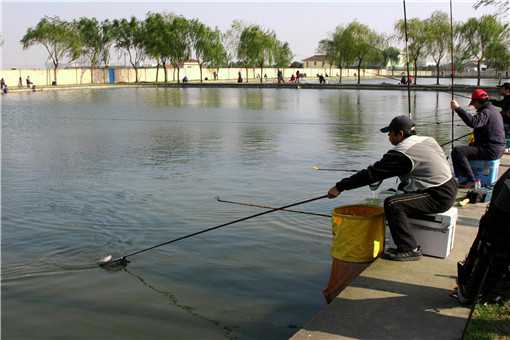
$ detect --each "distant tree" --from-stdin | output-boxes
[382,47,400,76]
[273,41,293,68]
[344,21,383,84]
[222,20,246,66]
[486,41,510,85]
[75,18,114,83]
[238,25,275,83]
[21,16,81,85]
[318,25,355,83]
[395,18,427,84]
[112,17,146,83]
[167,16,191,84]
[189,20,226,83]
[457,15,508,86]
[424,11,451,85]
[144,12,173,83]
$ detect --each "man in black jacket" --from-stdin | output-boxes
[327,115,457,261]
[451,89,506,188]
[491,82,510,132]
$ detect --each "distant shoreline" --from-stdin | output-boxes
[4,81,502,94]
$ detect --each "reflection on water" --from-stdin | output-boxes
[2,87,472,339]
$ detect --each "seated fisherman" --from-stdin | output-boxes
[490,82,510,133]
[451,89,506,188]
[455,167,510,304]
[327,115,457,261]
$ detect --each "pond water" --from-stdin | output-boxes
[2,87,474,339]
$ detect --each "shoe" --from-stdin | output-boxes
[382,247,422,261]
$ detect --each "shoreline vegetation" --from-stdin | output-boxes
[13,10,510,89]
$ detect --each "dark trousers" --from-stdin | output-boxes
[451,145,493,182]
[383,178,457,251]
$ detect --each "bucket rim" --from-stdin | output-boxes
[332,204,384,218]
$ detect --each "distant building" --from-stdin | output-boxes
[303,55,332,68]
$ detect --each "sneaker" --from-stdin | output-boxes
[382,247,422,261]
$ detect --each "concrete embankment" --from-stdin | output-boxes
[5,81,501,94]
[290,154,510,340]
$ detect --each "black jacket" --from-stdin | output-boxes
[454,102,506,159]
[491,95,510,124]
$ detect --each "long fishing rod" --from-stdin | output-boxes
[449,0,456,148]
[439,131,471,147]
[403,0,412,118]
[312,166,358,172]
[216,196,331,218]
[312,132,472,172]
[98,194,328,268]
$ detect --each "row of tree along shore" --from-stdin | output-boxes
[20,11,509,87]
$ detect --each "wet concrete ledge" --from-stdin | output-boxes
[290,154,510,340]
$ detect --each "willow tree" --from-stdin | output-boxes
[238,25,276,83]
[75,18,113,83]
[112,17,146,83]
[144,12,173,83]
[457,15,508,86]
[167,16,191,84]
[273,41,293,68]
[189,20,226,83]
[21,16,81,85]
[382,47,400,76]
[486,41,510,84]
[318,25,357,83]
[395,18,427,84]
[424,11,451,85]
[344,21,383,84]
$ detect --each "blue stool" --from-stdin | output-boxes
[458,159,501,187]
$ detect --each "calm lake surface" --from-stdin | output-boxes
[2,87,473,339]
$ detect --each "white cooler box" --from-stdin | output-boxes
[408,207,458,258]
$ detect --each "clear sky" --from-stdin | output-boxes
[0,0,502,69]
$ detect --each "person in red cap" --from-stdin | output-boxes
[451,89,506,188]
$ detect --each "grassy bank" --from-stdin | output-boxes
[465,300,510,340]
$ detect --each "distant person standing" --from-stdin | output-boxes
[18,76,23,87]
[296,70,300,83]
[0,78,5,90]
[400,73,407,85]
[277,69,284,84]
[26,76,33,88]
[237,72,243,83]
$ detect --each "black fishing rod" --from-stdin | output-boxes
[403,0,412,118]
[439,132,471,147]
[312,132,471,172]
[449,0,456,148]
[216,196,331,218]
[98,194,328,268]
[312,166,358,172]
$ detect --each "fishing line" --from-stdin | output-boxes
[98,194,328,268]
[215,196,331,218]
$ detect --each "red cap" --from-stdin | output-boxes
[470,89,488,104]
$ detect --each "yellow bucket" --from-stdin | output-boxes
[330,205,385,262]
